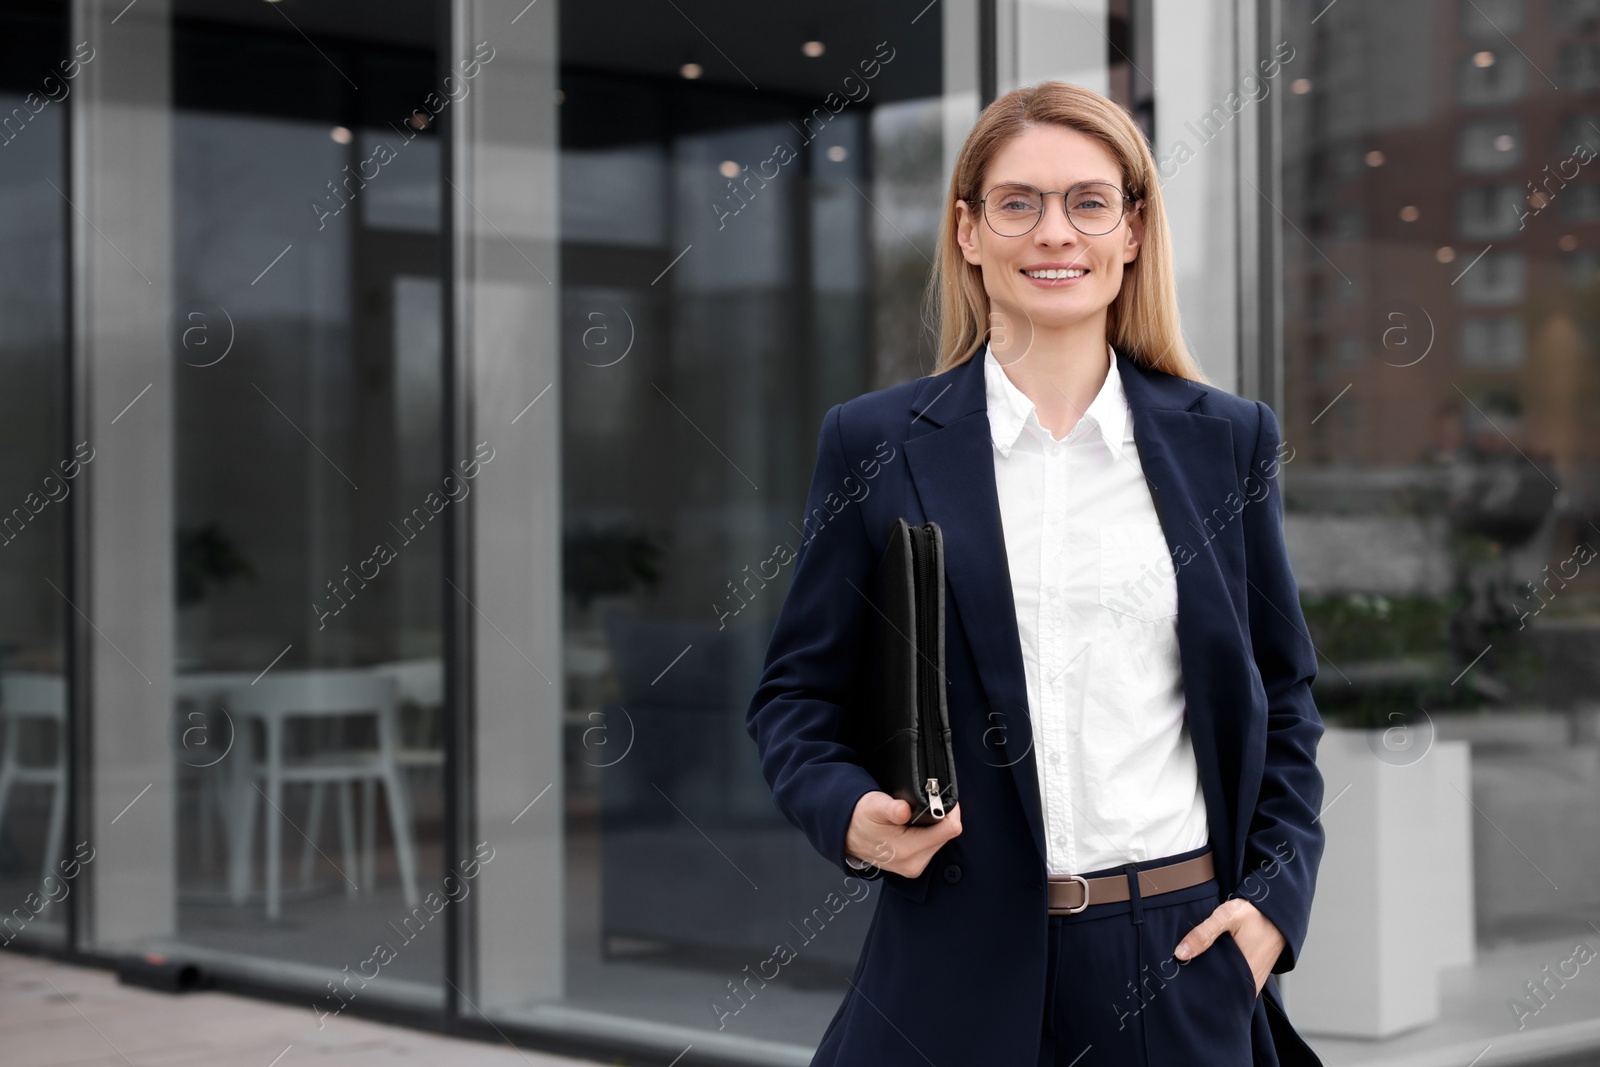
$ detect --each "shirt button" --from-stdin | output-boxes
[943,864,963,884]
[1050,444,1062,456]
[1048,751,1059,765]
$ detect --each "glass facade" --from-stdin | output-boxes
[165,0,449,1000]
[554,7,944,1043]
[1272,0,1600,1052]
[0,0,70,953]
[1281,0,1599,933]
[4,0,1597,1063]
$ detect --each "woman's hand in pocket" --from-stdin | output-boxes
[846,792,962,877]
[1173,897,1284,996]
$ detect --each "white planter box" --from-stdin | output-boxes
[1426,739,1474,972]
[1280,727,1473,1038]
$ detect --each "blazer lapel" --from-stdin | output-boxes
[903,355,1042,861]
[902,348,1240,876]
[1118,355,1247,872]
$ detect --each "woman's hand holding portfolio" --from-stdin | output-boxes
[845,791,963,876]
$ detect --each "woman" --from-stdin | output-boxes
[745,81,1326,1067]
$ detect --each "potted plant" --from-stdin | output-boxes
[175,522,257,665]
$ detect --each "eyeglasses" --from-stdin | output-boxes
[967,181,1139,237]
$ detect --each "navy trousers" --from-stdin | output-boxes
[1037,843,1272,1067]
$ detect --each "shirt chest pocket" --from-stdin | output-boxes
[1098,523,1179,623]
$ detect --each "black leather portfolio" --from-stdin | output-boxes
[849,517,959,828]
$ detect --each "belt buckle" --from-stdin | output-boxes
[1064,873,1090,914]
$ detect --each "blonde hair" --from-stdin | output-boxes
[925,81,1209,383]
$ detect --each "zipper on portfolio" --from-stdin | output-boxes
[910,522,950,818]
[926,777,945,818]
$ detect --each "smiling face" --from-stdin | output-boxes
[955,124,1143,344]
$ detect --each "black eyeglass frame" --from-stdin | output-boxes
[964,181,1144,237]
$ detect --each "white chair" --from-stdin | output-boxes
[173,670,261,903]
[369,660,443,772]
[225,670,419,919]
[367,660,443,891]
[0,673,67,895]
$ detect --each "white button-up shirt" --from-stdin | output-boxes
[984,340,1208,876]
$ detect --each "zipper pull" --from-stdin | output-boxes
[926,778,945,818]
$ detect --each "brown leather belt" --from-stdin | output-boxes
[1047,851,1214,915]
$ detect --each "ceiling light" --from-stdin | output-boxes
[802,40,825,57]
[1399,205,1419,222]
[680,62,703,80]
[1473,51,1495,68]
[1364,150,1385,167]
[719,160,741,178]
[330,126,352,144]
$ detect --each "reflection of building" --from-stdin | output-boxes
[1278,0,1600,730]
[0,1,1596,1065]
[1275,3,1600,1059]
[1283,0,1600,501]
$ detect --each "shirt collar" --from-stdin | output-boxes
[983,341,1129,462]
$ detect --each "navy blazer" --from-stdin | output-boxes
[746,348,1326,1067]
